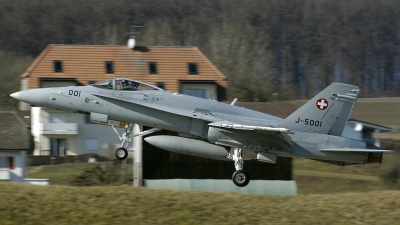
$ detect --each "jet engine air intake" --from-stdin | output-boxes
[90,112,108,124]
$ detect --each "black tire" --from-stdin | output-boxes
[232,170,250,187]
[115,147,128,160]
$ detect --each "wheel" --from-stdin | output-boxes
[115,147,128,160]
[232,170,250,187]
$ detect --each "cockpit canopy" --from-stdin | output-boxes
[91,78,163,91]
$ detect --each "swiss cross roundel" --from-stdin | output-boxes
[316,98,328,110]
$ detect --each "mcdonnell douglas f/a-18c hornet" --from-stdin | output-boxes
[11,78,392,187]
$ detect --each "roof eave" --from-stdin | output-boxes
[20,44,55,78]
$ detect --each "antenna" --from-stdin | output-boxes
[127,25,143,49]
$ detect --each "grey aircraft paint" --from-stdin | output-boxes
[11,78,392,187]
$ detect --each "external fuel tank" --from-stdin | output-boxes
[144,135,230,161]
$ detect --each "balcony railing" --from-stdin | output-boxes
[0,169,10,180]
[39,123,79,135]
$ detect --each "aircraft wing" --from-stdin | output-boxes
[208,120,293,148]
[321,148,393,153]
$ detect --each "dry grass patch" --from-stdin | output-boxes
[294,150,400,177]
[0,183,399,224]
[295,176,388,195]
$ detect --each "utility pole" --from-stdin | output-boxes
[133,124,143,186]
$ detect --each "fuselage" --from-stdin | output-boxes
[13,83,383,165]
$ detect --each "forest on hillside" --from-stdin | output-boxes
[1,0,400,106]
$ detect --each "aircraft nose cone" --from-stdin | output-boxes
[10,91,20,100]
[9,89,49,107]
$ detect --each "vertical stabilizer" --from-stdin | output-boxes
[279,83,359,136]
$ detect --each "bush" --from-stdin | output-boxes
[380,166,400,189]
[71,163,125,186]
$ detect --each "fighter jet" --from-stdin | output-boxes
[10,78,392,187]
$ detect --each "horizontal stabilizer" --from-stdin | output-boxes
[321,148,393,153]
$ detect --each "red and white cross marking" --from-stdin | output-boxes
[316,98,328,110]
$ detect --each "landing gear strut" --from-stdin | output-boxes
[113,123,133,160]
[112,123,162,160]
[231,147,250,187]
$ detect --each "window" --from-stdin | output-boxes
[156,82,165,89]
[106,61,114,73]
[85,115,92,124]
[89,81,96,85]
[0,157,13,169]
[188,63,198,75]
[50,138,66,156]
[85,139,98,151]
[8,157,13,169]
[115,78,161,91]
[149,62,157,74]
[54,60,62,72]
[92,79,163,91]
[184,89,206,98]
[0,157,7,168]
[91,79,113,89]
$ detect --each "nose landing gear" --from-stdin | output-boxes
[114,123,133,160]
[115,147,128,160]
[112,123,162,160]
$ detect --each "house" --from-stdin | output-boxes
[19,44,227,157]
[0,111,48,185]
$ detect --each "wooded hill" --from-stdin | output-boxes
[1,0,400,108]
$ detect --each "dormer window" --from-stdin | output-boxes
[54,60,62,73]
[188,63,198,75]
[149,62,157,74]
[106,61,114,73]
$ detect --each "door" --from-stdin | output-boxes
[50,138,67,156]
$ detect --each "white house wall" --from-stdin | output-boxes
[31,107,41,155]
[0,151,26,182]
[41,81,77,88]
[77,120,126,157]
[19,78,30,111]
[31,107,127,157]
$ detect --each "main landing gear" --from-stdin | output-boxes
[230,147,250,187]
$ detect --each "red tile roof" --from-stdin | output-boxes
[22,44,227,97]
